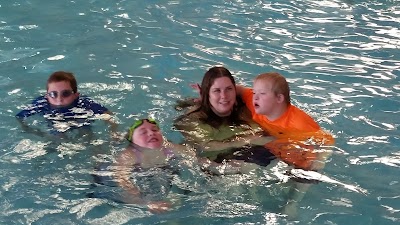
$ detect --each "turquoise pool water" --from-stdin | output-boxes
[1,0,399,224]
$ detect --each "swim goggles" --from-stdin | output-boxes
[46,90,75,99]
[127,118,159,142]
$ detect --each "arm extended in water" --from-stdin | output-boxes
[113,149,171,213]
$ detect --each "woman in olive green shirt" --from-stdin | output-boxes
[174,66,275,173]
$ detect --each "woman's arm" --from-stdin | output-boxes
[175,112,273,152]
[200,133,274,152]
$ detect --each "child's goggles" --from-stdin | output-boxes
[47,90,75,99]
[127,118,158,142]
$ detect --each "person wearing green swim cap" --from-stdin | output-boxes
[113,118,179,213]
[112,118,230,213]
[126,118,163,149]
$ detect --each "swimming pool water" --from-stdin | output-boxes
[1,0,399,224]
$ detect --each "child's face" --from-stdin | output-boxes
[46,81,79,108]
[252,79,279,116]
[208,77,236,117]
[132,120,164,149]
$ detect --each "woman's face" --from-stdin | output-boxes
[132,120,163,149]
[208,77,236,117]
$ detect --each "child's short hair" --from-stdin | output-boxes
[255,72,290,105]
[47,71,78,93]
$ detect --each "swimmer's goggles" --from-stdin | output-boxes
[46,90,75,99]
[127,118,159,142]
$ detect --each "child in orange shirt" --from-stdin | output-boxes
[237,72,335,219]
[237,72,334,170]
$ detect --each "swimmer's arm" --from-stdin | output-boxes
[104,111,117,129]
[100,111,120,140]
[235,84,247,97]
[265,134,333,170]
[16,118,46,137]
[201,133,274,152]
[248,134,275,146]
[200,139,246,152]
[113,151,172,212]
[113,151,145,203]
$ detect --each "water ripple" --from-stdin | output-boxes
[1,0,400,224]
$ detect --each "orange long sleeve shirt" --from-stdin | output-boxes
[242,87,334,169]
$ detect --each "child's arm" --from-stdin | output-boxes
[87,97,119,139]
[113,150,171,213]
[103,111,120,139]
[113,150,142,198]
[265,130,334,170]
[15,98,48,137]
[16,118,47,137]
[235,84,247,97]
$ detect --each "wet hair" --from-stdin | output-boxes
[189,66,244,128]
[254,72,291,105]
[46,71,78,93]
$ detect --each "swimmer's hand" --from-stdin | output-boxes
[110,131,126,142]
[190,83,201,102]
[190,83,201,92]
[120,191,171,213]
[147,201,172,213]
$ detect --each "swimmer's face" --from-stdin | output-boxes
[252,79,280,117]
[46,81,79,108]
[132,120,164,149]
[208,77,236,117]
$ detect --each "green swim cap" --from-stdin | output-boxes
[127,118,159,142]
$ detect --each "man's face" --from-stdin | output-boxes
[46,81,79,108]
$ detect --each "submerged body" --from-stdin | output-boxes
[16,95,109,132]
[109,119,202,213]
[16,71,114,135]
